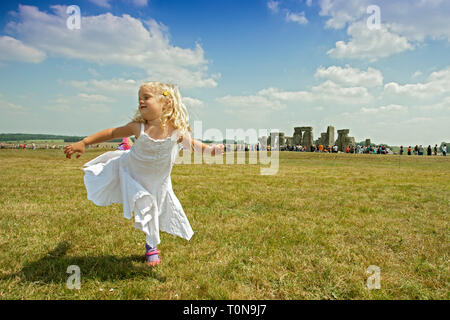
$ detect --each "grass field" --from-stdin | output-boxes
[0,149,448,300]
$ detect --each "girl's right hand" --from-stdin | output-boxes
[210,144,225,156]
[64,141,86,159]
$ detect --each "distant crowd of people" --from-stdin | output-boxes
[281,144,393,154]
[222,142,448,156]
[0,142,121,150]
[2,142,39,149]
[1,142,74,150]
[1,140,448,156]
[400,144,447,156]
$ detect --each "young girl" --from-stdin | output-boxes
[64,82,224,266]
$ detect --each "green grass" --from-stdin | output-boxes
[0,149,448,299]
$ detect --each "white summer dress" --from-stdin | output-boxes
[82,123,194,247]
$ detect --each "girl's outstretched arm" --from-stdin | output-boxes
[179,130,224,156]
[64,122,139,159]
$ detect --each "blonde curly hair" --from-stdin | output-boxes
[131,81,190,134]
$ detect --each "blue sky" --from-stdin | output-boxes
[1,0,449,145]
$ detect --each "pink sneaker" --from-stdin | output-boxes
[145,244,161,267]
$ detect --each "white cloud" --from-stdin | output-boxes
[69,79,205,112]
[315,65,383,88]
[257,87,311,101]
[412,71,422,78]
[327,22,413,61]
[43,94,112,113]
[428,67,450,82]
[402,117,432,125]
[285,11,308,25]
[384,66,450,101]
[216,94,286,110]
[1,101,25,112]
[183,97,204,108]
[360,104,407,114]
[387,5,450,42]
[0,93,26,112]
[88,0,111,8]
[77,93,115,103]
[43,104,70,112]
[0,36,46,63]
[329,106,447,146]
[267,1,280,13]
[69,78,213,109]
[5,5,218,88]
[268,1,308,25]
[319,0,450,61]
[68,78,140,96]
[88,68,100,77]
[311,80,373,104]
[89,0,149,8]
[81,103,111,113]
[384,82,430,99]
[418,96,450,111]
[318,0,450,41]
[258,82,373,106]
[318,65,450,145]
[318,0,368,29]
[132,0,149,7]
[216,66,375,114]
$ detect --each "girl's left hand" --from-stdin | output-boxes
[64,141,86,159]
[210,144,224,156]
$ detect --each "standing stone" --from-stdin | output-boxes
[326,126,335,146]
[365,139,371,147]
[293,127,303,145]
[348,136,356,148]
[258,136,268,149]
[300,127,314,151]
[316,125,335,147]
[279,132,285,146]
[267,132,281,149]
[335,129,356,152]
[335,129,348,151]
[319,133,327,145]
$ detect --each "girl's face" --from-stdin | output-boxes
[138,88,166,122]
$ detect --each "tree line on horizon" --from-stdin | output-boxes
[0,133,123,143]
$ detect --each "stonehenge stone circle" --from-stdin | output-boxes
[259,126,360,152]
